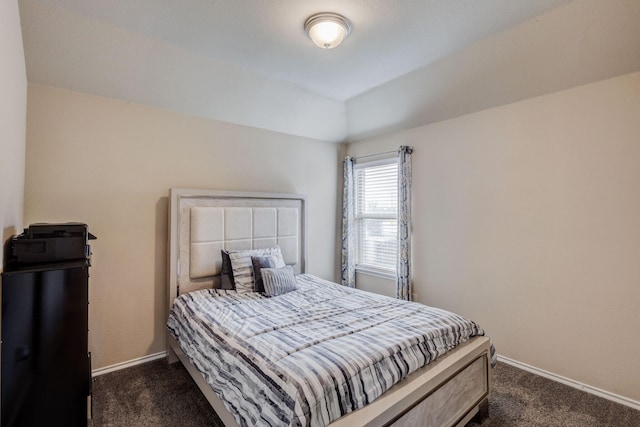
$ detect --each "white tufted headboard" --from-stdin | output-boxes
[167,189,307,308]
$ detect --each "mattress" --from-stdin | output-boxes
[167,274,494,427]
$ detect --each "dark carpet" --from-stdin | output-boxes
[89,360,640,426]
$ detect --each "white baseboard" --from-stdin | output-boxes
[497,355,640,411]
[91,351,167,377]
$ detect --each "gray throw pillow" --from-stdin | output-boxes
[220,250,235,290]
[261,266,297,297]
[251,256,278,293]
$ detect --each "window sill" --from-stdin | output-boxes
[355,266,396,280]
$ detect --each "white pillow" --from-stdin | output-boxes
[227,246,285,293]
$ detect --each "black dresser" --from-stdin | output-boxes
[1,259,91,426]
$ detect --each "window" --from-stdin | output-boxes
[354,158,398,277]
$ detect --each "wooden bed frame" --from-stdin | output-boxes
[166,188,491,427]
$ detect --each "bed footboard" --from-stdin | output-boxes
[391,354,489,427]
[168,333,491,427]
[333,336,491,427]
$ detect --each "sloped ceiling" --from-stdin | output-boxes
[18,0,640,142]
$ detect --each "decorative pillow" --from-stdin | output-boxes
[228,246,285,293]
[220,250,235,290]
[251,256,279,293]
[261,266,297,297]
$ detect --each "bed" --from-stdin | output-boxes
[166,188,494,427]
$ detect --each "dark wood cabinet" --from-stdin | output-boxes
[1,261,91,427]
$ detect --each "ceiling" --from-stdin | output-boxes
[18,0,638,142]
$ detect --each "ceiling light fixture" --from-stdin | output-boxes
[304,13,352,49]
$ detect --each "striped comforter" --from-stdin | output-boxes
[167,274,493,427]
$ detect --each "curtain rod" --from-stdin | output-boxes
[351,149,397,161]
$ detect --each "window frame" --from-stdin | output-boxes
[353,156,398,279]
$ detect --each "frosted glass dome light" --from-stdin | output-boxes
[304,13,352,49]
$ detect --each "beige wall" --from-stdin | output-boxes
[347,71,640,402]
[0,0,27,268]
[24,85,340,369]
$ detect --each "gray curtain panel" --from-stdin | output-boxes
[341,156,356,287]
[396,146,413,300]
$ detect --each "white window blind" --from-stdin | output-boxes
[354,158,398,275]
